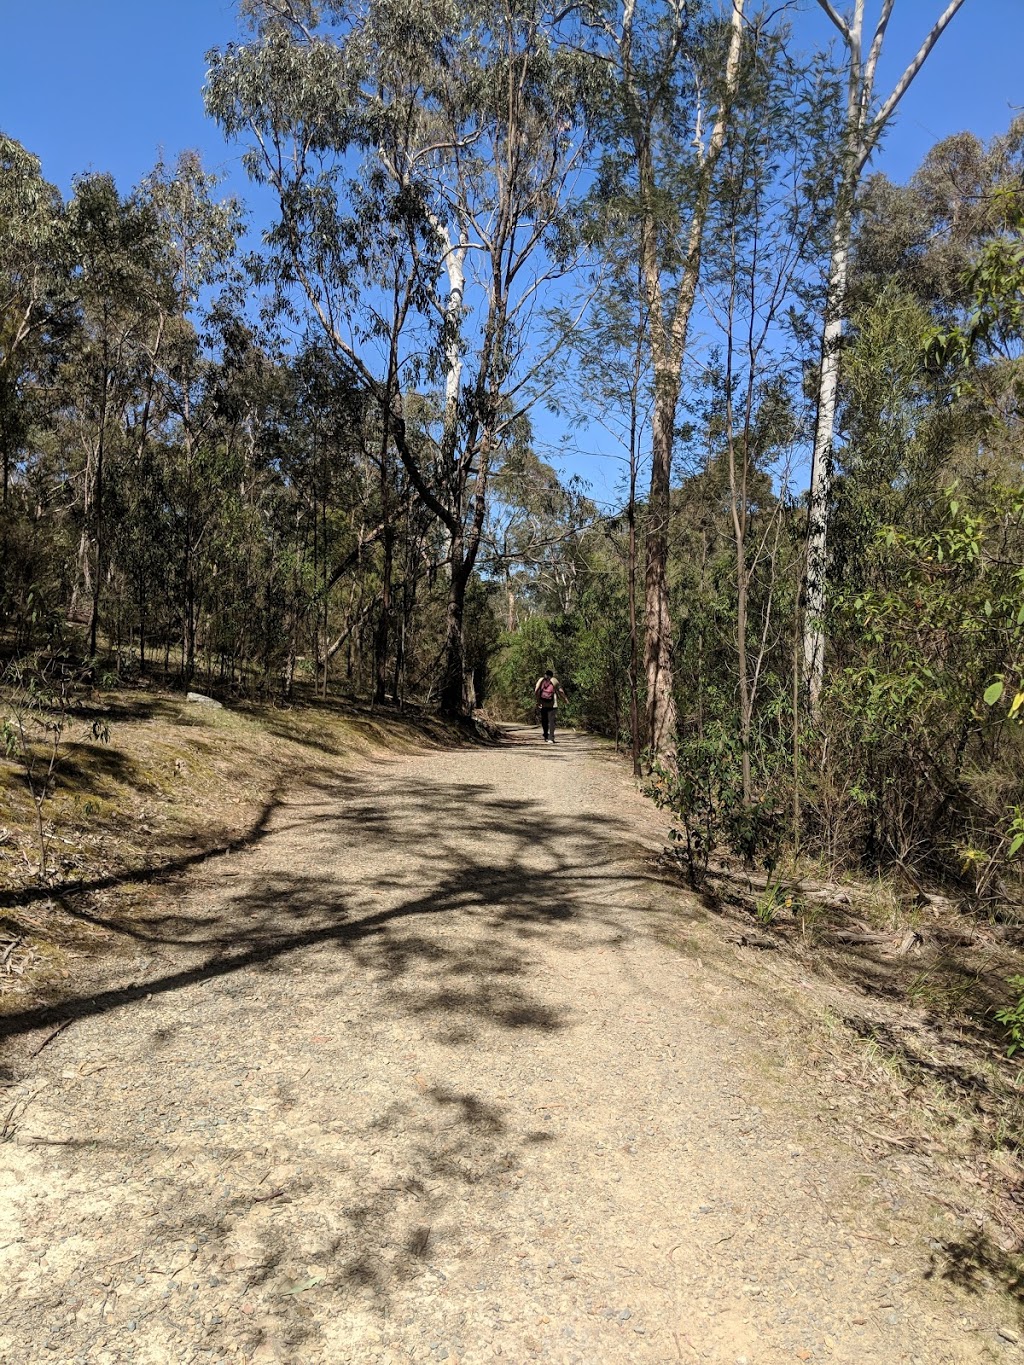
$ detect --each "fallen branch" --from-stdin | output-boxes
[250,1188,287,1205]
[896,929,924,956]
[862,1128,911,1149]
[31,1018,72,1056]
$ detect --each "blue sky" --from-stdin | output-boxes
[4,1,1020,197]
[3,0,1022,505]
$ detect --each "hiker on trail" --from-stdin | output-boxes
[534,669,566,744]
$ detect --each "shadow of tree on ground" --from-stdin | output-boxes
[0,757,675,1045]
[0,742,689,1356]
[926,1229,1024,1310]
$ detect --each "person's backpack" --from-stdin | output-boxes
[538,677,556,705]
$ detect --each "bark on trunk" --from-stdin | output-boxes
[373,530,394,706]
[626,471,641,778]
[631,0,746,772]
[643,381,680,768]
[803,0,968,710]
[440,555,469,716]
[803,188,853,709]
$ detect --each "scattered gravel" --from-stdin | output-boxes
[0,726,1015,1362]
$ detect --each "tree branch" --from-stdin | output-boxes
[814,0,852,43]
[860,0,967,170]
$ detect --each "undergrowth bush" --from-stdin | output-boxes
[647,725,784,890]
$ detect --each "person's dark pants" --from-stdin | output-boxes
[539,706,556,740]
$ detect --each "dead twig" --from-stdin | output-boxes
[31,1018,73,1056]
[1,1100,27,1142]
[1,936,23,968]
[862,1128,911,1149]
[250,1188,287,1205]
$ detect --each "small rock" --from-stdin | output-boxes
[998,1327,1021,1344]
[186,692,223,708]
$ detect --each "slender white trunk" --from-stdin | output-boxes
[803,191,853,706]
[803,0,968,708]
[442,240,467,461]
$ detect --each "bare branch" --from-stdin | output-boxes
[861,0,968,169]
[862,0,895,104]
[814,0,852,43]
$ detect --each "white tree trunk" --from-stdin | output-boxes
[802,0,967,710]
[802,192,852,707]
[442,240,467,460]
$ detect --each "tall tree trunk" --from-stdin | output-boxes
[643,378,680,767]
[802,190,853,707]
[393,604,406,707]
[87,432,103,660]
[440,550,469,716]
[626,467,641,778]
[727,416,752,805]
[630,0,746,771]
[803,0,968,709]
[373,529,394,705]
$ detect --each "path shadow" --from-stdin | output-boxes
[925,1229,1024,1315]
[0,741,680,1354]
[0,788,289,915]
[0,750,672,1046]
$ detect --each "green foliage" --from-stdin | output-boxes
[927,186,1024,372]
[994,976,1024,1057]
[567,574,632,739]
[486,617,562,719]
[755,879,799,927]
[2,652,110,880]
[824,484,1024,879]
[648,725,784,891]
[1007,808,1024,862]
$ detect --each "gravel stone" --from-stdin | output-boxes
[0,726,1009,1363]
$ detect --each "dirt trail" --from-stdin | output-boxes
[0,728,1015,1363]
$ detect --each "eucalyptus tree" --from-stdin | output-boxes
[801,0,967,708]
[823,121,1024,617]
[137,152,243,682]
[563,243,652,774]
[0,136,72,640]
[0,135,68,508]
[696,23,841,806]
[484,448,598,628]
[62,173,175,658]
[580,0,745,768]
[207,0,592,714]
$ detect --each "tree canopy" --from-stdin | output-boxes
[1,0,1019,900]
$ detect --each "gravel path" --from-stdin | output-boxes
[0,727,1012,1363]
